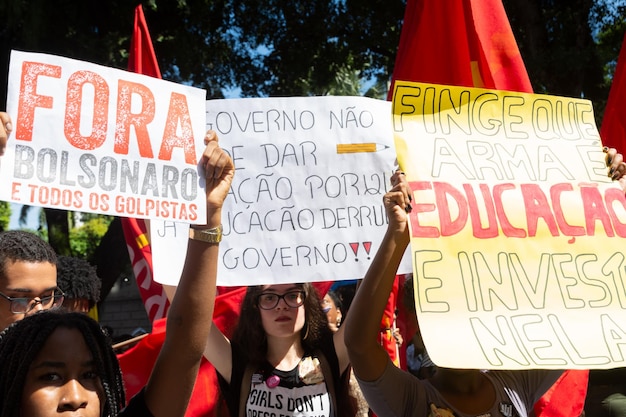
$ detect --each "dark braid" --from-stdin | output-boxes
[0,311,125,417]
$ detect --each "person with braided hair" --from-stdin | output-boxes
[0,311,125,417]
[0,125,235,417]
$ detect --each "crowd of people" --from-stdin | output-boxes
[1,109,626,417]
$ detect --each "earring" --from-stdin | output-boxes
[336,317,341,327]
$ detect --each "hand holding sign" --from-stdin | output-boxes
[605,147,626,190]
[0,112,11,156]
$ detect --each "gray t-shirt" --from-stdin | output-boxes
[357,359,562,417]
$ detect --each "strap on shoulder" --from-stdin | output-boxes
[239,364,254,417]
[316,349,338,416]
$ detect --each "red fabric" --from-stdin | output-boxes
[389,0,587,415]
[128,5,162,79]
[600,31,626,151]
[379,276,400,367]
[118,287,247,416]
[388,0,531,99]
[120,217,169,322]
[122,5,169,323]
[395,274,418,372]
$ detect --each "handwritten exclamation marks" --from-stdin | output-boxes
[350,242,373,261]
[362,242,372,260]
[350,243,359,261]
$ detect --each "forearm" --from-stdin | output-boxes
[145,212,221,416]
[345,227,408,379]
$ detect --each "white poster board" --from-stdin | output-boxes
[1,50,207,223]
[151,96,412,286]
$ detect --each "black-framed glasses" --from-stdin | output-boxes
[257,290,306,310]
[0,288,65,314]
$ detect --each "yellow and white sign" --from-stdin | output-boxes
[393,81,626,370]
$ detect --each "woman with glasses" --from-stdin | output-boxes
[203,281,356,417]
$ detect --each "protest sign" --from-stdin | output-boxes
[1,50,207,223]
[151,96,411,286]
[393,80,626,370]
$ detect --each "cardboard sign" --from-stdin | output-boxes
[393,81,626,370]
[1,51,207,223]
[151,96,412,286]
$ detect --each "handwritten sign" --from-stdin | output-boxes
[151,96,412,286]
[393,81,626,370]
[1,50,208,223]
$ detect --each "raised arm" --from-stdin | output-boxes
[144,130,234,417]
[344,171,413,382]
[0,112,12,156]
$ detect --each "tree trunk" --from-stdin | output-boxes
[91,217,131,301]
[44,208,71,255]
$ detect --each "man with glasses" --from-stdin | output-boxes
[0,230,62,330]
[0,115,63,330]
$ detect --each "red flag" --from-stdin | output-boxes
[388,0,531,97]
[600,31,626,151]
[389,1,587,415]
[128,5,162,79]
[122,5,170,323]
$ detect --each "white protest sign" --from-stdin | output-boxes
[151,96,411,286]
[1,50,207,223]
[394,81,626,370]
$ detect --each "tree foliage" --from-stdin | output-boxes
[0,202,10,232]
[1,0,625,301]
[69,214,114,260]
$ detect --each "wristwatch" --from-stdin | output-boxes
[189,224,223,243]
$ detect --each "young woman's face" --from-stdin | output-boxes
[258,284,306,339]
[21,327,105,417]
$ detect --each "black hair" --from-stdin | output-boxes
[334,283,356,318]
[325,289,342,312]
[56,256,102,308]
[0,231,57,281]
[231,282,331,364]
[0,310,125,417]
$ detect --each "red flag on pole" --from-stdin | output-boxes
[388,0,532,96]
[122,4,170,324]
[389,1,587,416]
[128,5,162,79]
[600,31,626,151]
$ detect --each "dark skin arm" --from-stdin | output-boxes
[344,171,413,381]
[144,130,234,417]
